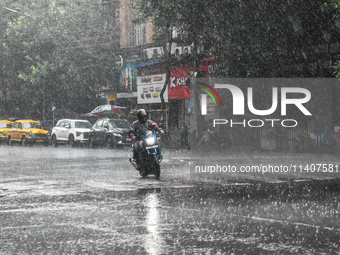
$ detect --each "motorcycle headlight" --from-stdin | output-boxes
[145,137,155,145]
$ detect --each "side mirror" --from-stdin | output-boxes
[65,124,70,129]
[158,123,163,128]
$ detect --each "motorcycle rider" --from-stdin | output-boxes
[129,109,164,169]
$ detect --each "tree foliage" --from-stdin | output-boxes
[0,0,118,119]
[134,0,340,78]
[322,0,340,77]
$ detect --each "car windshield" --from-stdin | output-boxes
[0,122,12,128]
[23,122,42,129]
[74,121,92,129]
[109,120,130,129]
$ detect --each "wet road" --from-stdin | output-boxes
[1,146,340,254]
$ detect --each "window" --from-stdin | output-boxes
[103,121,109,128]
[109,120,130,129]
[133,23,146,46]
[94,120,104,128]
[57,121,67,128]
[23,122,42,129]
[74,121,92,129]
[0,122,12,128]
[115,9,120,21]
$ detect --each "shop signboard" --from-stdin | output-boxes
[118,62,137,97]
[137,74,168,104]
[169,66,193,100]
[168,57,217,100]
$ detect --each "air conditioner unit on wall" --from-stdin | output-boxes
[142,49,150,60]
[159,47,164,58]
[171,46,183,56]
[196,45,205,55]
[143,47,164,60]
[152,47,163,58]
[182,46,191,55]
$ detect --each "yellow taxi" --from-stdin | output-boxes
[0,120,14,143]
[7,119,50,146]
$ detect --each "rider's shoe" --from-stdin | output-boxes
[159,154,163,162]
[129,158,141,170]
[136,162,141,170]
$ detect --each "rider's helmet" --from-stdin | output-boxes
[137,109,148,123]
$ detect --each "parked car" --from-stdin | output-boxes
[51,119,92,147]
[6,119,49,146]
[89,118,132,148]
[0,120,14,144]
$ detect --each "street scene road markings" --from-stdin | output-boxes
[34,189,72,196]
[84,181,137,191]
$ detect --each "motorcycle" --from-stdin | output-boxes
[130,129,162,179]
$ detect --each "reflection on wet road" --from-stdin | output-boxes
[1,146,340,254]
[144,192,164,255]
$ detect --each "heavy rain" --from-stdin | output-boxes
[1,1,340,254]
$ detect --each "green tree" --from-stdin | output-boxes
[322,0,340,77]
[134,0,339,78]
[133,0,213,111]
[0,0,118,119]
[133,0,175,110]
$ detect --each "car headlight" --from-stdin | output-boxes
[145,137,155,145]
[76,132,83,136]
[114,133,122,137]
[28,131,32,136]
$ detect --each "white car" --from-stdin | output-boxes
[51,119,92,147]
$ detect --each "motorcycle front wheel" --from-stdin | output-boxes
[139,169,148,178]
[153,155,161,179]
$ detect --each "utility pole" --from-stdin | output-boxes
[189,70,198,147]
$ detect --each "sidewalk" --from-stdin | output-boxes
[166,146,340,161]
[165,147,340,184]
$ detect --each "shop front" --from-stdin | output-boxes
[132,57,217,148]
